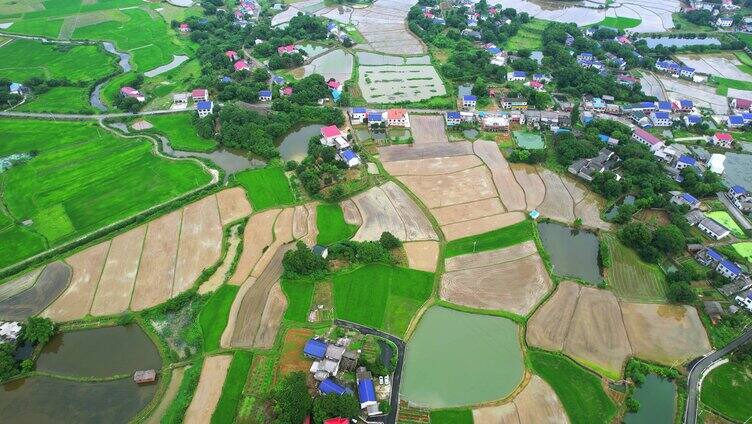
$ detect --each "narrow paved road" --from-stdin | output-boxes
[334,319,405,424]
[685,328,752,424]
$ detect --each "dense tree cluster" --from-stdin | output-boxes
[619,221,686,263]
[283,241,329,278]
[293,136,349,198]
[552,130,599,166]
[269,372,360,424]
[682,9,713,27]
[680,167,726,198]
[508,147,547,164]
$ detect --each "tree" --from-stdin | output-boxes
[23,317,55,345]
[614,203,636,224]
[273,372,312,424]
[0,343,18,381]
[379,231,402,249]
[282,241,328,278]
[652,224,686,255]
[312,394,360,424]
[619,222,651,249]
[667,281,697,304]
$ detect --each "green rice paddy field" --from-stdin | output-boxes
[0,39,116,83]
[597,16,642,30]
[445,220,534,257]
[212,351,253,424]
[0,119,211,269]
[701,360,752,422]
[602,232,668,302]
[139,113,217,153]
[199,285,240,352]
[316,203,358,245]
[280,279,314,323]
[333,264,434,337]
[706,211,747,238]
[235,167,295,211]
[16,86,94,114]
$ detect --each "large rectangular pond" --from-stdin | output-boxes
[401,306,524,408]
[723,153,752,189]
[538,222,601,284]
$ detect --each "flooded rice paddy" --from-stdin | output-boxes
[624,375,676,424]
[538,222,601,283]
[723,153,752,189]
[401,306,524,408]
[640,37,720,49]
[303,49,353,82]
[278,124,324,162]
[296,43,328,58]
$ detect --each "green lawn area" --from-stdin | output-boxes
[0,119,211,269]
[597,16,642,30]
[732,242,752,262]
[211,351,253,424]
[280,279,314,323]
[701,360,752,422]
[316,203,358,245]
[504,19,547,51]
[139,113,217,153]
[333,264,434,337]
[199,285,240,352]
[235,167,295,211]
[527,350,617,424]
[602,232,667,302]
[0,39,116,83]
[706,211,747,238]
[445,220,534,257]
[671,13,714,32]
[17,86,95,114]
[429,409,473,424]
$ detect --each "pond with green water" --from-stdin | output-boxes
[538,222,601,283]
[624,375,676,424]
[401,306,524,408]
[278,124,324,162]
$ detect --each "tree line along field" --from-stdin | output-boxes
[0,39,117,83]
[0,119,212,270]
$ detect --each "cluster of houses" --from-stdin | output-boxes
[349,108,411,128]
[172,88,214,117]
[569,148,620,182]
[686,0,746,30]
[320,125,361,168]
[622,99,701,128]
[303,338,381,417]
[120,86,146,103]
[0,321,21,344]
[655,59,696,80]
[233,0,259,27]
[326,21,352,45]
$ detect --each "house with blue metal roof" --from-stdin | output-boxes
[304,339,327,359]
[679,192,700,209]
[717,259,742,280]
[350,107,367,123]
[675,155,697,170]
[258,90,272,101]
[445,111,461,126]
[507,70,526,81]
[339,149,361,168]
[462,95,477,109]
[487,47,501,55]
[728,115,745,128]
[319,378,348,395]
[356,367,380,416]
[657,101,672,112]
[367,112,384,127]
[678,99,694,111]
[196,100,214,118]
[696,247,725,266]
[650,111,671,127]
[684,114,701,126]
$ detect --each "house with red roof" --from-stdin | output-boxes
[387,108,410,127]
[323,418,349,424]
[281,86,293,96]
[120,86,145,102]
[277,44,298,55]
[327,80,342,90]
[320,125,350,150]
[731,98,752,112]
[632,127,665,152]
[527,80,545,92]
[225,50,239,61]
[192,89,209,101]
[179,23,190,32]
[234,60,251,72]
[712,132,734,148]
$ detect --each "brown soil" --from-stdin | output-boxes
[526,281,582,351]
[252,208,294,278]
[130,209,182,311]
[340,199,362,226]
[146,366,186,424]
[0,262,71,321]
[431,198,506,226]
[621,303,711,365]
[473,402,520,424]
[216,187,253,226]
[445,240,538,272]
[575,192,613,231]
[184,354,233,424]
[43,241,110,322]
[199,225,242,295]
[636,209,671,226]
[352,186,407,241]
[293,205,308,240]
[513,375,570,424]
[537,169,575,223]
[563,288,632,376]
[380,181,437,241]
[277,328,315,378]
[510,164,545,210]
[221,276,255,349]
[382,155,482,176]
[228,209,280,285]
[404,241,440,272]
[253,282,288,348]
[561,175,588,204]
[0,268,42,302]
[378,141,474,162]
[473,140,526,212]
[401,166,497,208]
[409,115,449,144]
[173,195,222,295]
[442,212,525,241]
[302,202,319,246]
[440,246,552,315]
[90,225,146,316]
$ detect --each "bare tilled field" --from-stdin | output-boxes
[130,210,181,311]
[199,225,242,295]
[252,208,294,278]
[404,241,439,272]
[229,209,280,285]
[216,187,253,225]
[440,241,552,315]
[340,199,362,226]
[173,195,223,295]
[383,155,482,176]
[536,168,611,231]
[184,354,233,424]
[379,141,474,162]
[526,281,582,351]
[442,212,526,241]
[431,198,506,226]
[351,182,437,242]
[410,115,449,144]
[400,166,498,208]
[0,262,71,321]
[474,140,526,212]
[90,226,146,316]
[253,282,288,349]
[510,164,545,210]
[301,203,319,246]
[473,376,569,424]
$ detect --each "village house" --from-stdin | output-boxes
[728,115,745,128]
[680,66,696,79]
[675,155,697,170]
[674,99,694,112]
[367,111,384,127]
[196,100,213,117]
[386,108,409,127]
[277,44,298,55]
[234,59,251,72]
[350,107,367,124]
[618,74,638,86]
[319,378,349,395]
[281,86,293,97]
[728,185,752,212]
[445,111,462,126]
[172,92,189,105]
[320,125,350,150]
[716,16,734,27]
[500,97,528,110]
[712,132,734,148]
[698,217,731,240]
[179,23,190,32]
[684,114,702,126]
[192,89,209,101]
[718,259,743,280]
[9,82,25,95]
[120,86,145,102]
[462,95,477,109]
[258,90,272,101]
[356,367,380,416]
[632,127,665,152]
[656,60,680,75]
[670,192,701,209]
[527,80,545,92]
[481,114,509,131]
[568,148,618,182]
[507,70,527,81]
[657,101,673,112]
[225,50,239,61]
[696,247,724,266]
[731,97,752,112]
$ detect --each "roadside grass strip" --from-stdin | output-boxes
[527,350,617,424]
[0,119,211,269]
[280,279,314,323]
[211,351,253,424]
[200,285,240,352]
[235,167,295,211]
[316,203,359,245]
[0,39,117,83]
[597,16,642,30]
[429,409,473,424]
[701,360,752,422]
[333,264,434,337]
[706,211,747,238]
[445,220,534,257]
[140,113,217,153]
[602,233,668,302]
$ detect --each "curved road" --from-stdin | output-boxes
[684,328,752,424]
[334,319,404,424]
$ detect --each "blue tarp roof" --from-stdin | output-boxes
[679,155,696,165]
[512,71,526,77]
[732,185,747,194]
[681,66,695,73]
[463,95,477,101]
[197,100,212,109]
[707,248,723,262]
[341,149,357,161]
[447,111,461,119]
[680,99,694,108]
[368,112,383,121]
[320,378,347,395]
[487,47,501,54]
[729,115,744,124]
[598,134,610,142]
[303,339,327,359]
[681,192,699,204]
[358,379,376,403]
[640,101,655,108]
[720,259,742,275]
[352,107,366,113]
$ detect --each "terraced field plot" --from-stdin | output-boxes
[472,376,569,424]
[602,233,668,302]
[676,53,752,83]
[0,119,211,270]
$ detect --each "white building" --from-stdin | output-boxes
[698,217,731,240]
[196,101,214,118]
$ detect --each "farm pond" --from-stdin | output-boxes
[538,222,601,284]
[401,306,524,408]
[624,375,676,424]
[278,124,325,162]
